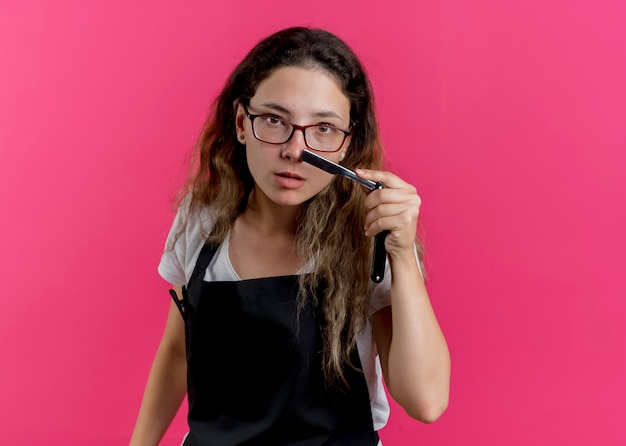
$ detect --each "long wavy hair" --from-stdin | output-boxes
[176,27,419,385]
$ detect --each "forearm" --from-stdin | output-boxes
[384,252,450,422]
[130,342,188,446]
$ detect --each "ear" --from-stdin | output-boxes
[234,102,246,143]
[339,134,351,161]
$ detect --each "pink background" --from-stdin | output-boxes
[1,0,625,444]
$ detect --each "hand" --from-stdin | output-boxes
[356,169,421,259]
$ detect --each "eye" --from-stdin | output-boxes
[261,116,286,127]
[314,124,339,136]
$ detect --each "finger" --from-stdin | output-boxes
[356,169,409,189]
[364,186,420,208]
[364,202,417,228]
[365,213,418,249]
[365,205,419,235]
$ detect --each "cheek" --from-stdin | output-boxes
[245,144,272,181]
[304,165,334,189]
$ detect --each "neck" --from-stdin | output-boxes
[244,188,300,237]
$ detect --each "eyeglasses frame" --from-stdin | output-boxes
[242,104,352,153]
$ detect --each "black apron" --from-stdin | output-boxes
[171,242,379,446]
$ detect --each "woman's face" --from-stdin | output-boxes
[235,66,351,209]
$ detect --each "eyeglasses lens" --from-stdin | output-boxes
[252,118,345,152]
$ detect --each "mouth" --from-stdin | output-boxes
[275,171,305,189]
[276,171,304,180]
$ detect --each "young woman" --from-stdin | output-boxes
[130,27,450,446]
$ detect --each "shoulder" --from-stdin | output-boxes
[158,198,216,286]
[167,198,215,248]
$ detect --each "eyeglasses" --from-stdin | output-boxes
[243,104,351,153]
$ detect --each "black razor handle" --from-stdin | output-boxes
[371,230,389,283]
[370,182,388,283]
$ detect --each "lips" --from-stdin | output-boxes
[275,171,305,189]
[277,171,303,180]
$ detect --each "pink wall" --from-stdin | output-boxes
[1,0,625,444]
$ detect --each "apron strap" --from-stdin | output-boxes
[171,242,220,319]
[189,242,220,286]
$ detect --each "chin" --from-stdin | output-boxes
[254,182,324,209]
[270,194,310,208]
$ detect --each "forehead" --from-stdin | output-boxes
[251,66,351,121]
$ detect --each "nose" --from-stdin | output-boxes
[281,128,306,161]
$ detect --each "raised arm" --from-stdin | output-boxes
[359,169,450,423]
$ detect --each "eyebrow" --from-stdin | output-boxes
[256,102,345,121]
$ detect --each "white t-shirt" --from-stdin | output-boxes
[158,203,393,431]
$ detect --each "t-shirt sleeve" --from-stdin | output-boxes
[157,206,189,287]
[369,263,392,315]
[157,200,216,287]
